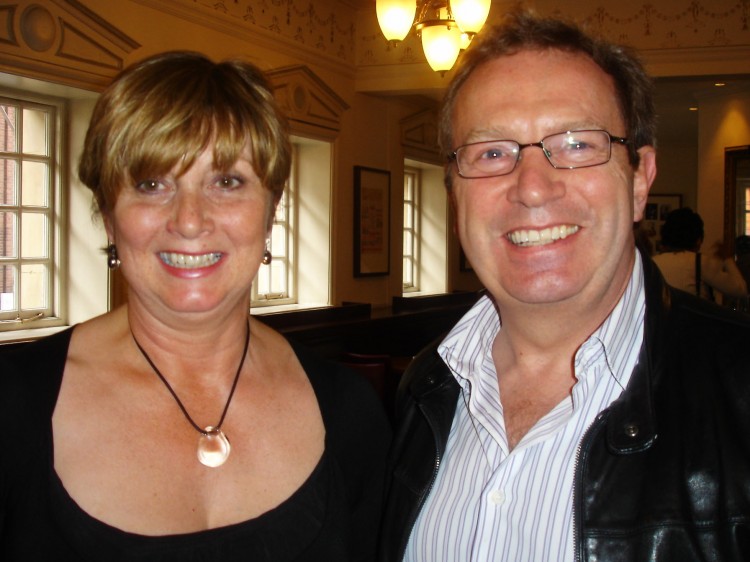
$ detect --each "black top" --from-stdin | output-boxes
[0,328,390,561]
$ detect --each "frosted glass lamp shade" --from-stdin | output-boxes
[376,0,417,42]
[450,0,491,34]
[421,23,462,72]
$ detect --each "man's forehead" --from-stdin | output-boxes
[451,49,622,136]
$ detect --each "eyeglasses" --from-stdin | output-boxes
[449,129,629,179]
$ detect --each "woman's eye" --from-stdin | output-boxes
[135,179,163,192]
[216,176,243,189]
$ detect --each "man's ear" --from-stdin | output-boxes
[448,189,459,235]
[633,146,657,222]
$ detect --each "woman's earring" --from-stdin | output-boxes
[262,240,272,265]
[106,243,121,269]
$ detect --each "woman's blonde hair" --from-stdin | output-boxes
[79,51,291,216]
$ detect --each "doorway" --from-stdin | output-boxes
[723,146,750,254]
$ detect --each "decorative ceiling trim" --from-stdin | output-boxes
[267,65,349,133]
[358,0,750,69]
[0,0,140,91]
[132,0,357,78]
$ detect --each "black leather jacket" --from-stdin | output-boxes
[379,255,750,561]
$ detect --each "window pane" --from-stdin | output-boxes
[21,161,48,206]
[22,108,48,156]
[271,224,287,257]
[0,264,15,311]
[404,174,414,200]
[21,263,47,309]
[269,260,286,294]
[0,211,17,257]
[404,202,413,228]
[255,263,270,295]
[0,158,17,205]
[21,212,47,258]
[0,104,18,152]
[403,257,413,285]
[404,230,413,254]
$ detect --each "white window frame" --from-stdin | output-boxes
[251,145,296,306]
[403,166,420,292]
[0,92,65,331]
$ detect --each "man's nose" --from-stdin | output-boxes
[507,146,565,207]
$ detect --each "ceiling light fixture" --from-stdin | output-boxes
[376,0,491,74]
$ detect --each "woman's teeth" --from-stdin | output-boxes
[159,252,222,268]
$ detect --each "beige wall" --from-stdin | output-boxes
[698,90,750,248]
[4,0,750,318]
[650,143,699,210]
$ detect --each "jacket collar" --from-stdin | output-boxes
[406,252,669,455]
[604,252,669,453]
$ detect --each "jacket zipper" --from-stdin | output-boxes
[572,411,608,562]
[398,406,444,562]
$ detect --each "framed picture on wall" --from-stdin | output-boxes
[354,166,391,277]
[641,193,682,253]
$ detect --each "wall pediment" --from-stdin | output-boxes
[401,108,440,163]
[267,65,349,134]
[0,0,139,90]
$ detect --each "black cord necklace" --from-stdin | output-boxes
[131,319,250,468]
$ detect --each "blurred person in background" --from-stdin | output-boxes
[653,207,747,301]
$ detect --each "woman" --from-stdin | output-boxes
[653,207,747,301]
[0,52,390,560]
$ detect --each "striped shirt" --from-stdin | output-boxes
[404,252,646,562]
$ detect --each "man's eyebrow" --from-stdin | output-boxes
[459,128,512,144]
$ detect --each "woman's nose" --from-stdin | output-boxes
[168,188,213,237]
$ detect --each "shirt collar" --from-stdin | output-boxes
[577,250,645,387]
[439,249,645,389]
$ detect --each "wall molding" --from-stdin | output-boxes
[268,64,349,135]
[0,0,139,90]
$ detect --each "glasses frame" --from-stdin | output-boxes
[449,129,629,179]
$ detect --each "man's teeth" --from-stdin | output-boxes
[159,252,222,268]
[507,225,580,247]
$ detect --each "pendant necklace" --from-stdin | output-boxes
[131,319,250,468]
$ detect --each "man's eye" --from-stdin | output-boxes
[564,140,593,151]
[479,146,512,160]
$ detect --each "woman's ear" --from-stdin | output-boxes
[103,213,115,243]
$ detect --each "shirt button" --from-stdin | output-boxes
[488,489,506,505]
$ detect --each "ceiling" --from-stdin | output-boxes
[356,1,750,145]
[653,75,750,144]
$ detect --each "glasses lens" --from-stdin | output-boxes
[457,140,519,178]
[544,130,611,169]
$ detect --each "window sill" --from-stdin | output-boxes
[251,302,329,315]
[0,325,70,344]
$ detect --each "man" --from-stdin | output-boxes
[379,9,750,562]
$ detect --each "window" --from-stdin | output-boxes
[252,161,295,305]
[402,158,448,295]
[403,166,420,291]
[250,134,332,310]
[0,93,64,330]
